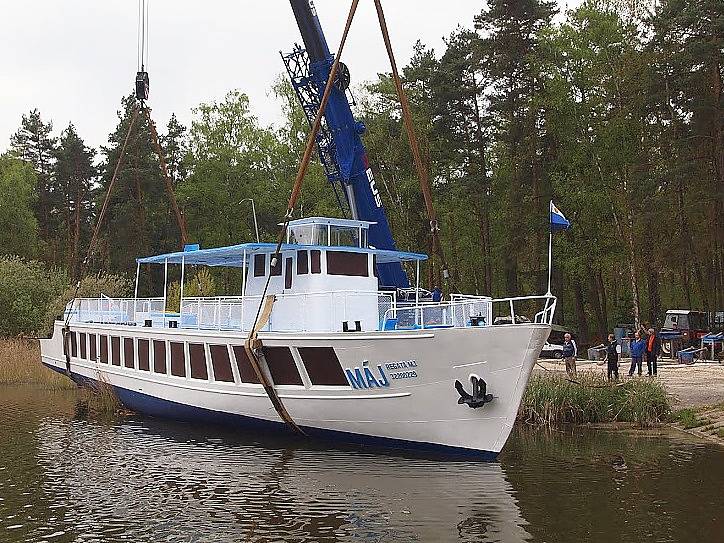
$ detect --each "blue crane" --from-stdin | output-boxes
[282,0,409,289]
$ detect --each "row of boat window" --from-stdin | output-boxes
[253,250,371,279]
[64,331,349,387]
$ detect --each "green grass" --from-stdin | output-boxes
[672,408,712,429]
[716,428,724,439]
[520,372,671,427]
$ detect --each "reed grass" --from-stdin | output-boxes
[0,338,74,389]
[520,372,670,427]
[75,373,125,419]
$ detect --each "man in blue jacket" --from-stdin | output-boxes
[629,330,646,376]
[562,333,577,378]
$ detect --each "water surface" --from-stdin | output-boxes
[1,386,722,542]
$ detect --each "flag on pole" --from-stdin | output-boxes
[550,201,571,231]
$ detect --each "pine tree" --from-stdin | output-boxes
[475,0,557,296]
[9,109,59,259]
[54,124,97,279]
[99,96,178,274]
[161,113,188,186]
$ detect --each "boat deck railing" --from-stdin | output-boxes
[64,292,556,333]
[66,297,165,325]
[382,294,557,330]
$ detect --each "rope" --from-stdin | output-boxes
[64,103,141,328]
[372,0,451,285]
[243,0,361,435]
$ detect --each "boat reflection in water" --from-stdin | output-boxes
[35,413,531,542]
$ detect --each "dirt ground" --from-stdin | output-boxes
[536,357,724,409]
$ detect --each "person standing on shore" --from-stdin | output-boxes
[562,333,577,378]
[646,328,661,376]
[629,331,646,376]
[604,333,619,381]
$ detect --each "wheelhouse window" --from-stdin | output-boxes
[297,250,308,275]
[329,225,361,248]
[254,254,266,277]
[311,250,321,274]
[232,345,260,384]
[79,333,87,359]
[170,342,185,377]
[124,338,134,369]
[70,333,78,358]
[262,347,302,385]
[298,347,347,386]
[111,337,121,366]
[326,251,369,277]
[210,344,234,383]
[138,339,150,371]
[153,340,166,374]
[289,223,328,245]
[189,343,208,380]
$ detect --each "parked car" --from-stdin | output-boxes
[540,342,564,359]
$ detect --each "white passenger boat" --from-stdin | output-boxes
[41,217,555,459]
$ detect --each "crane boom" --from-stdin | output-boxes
[283,0,409,289]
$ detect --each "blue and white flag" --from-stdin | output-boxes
[550,201,571,231]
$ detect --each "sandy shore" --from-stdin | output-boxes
[537,358,724,409]
[536,357,724,445]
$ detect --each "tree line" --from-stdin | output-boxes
[0,0,721,342]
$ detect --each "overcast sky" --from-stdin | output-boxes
[1,0,576,153]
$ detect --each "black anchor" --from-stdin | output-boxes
[455,375,493,408]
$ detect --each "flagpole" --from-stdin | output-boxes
[546,228,553,296]
[547,200,553,296]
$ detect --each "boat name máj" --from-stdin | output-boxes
[344,360,419,389]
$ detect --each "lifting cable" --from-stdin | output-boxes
[63,0,187,373]
[372,0,451,287]
[244,0,361,435]
[62,104,142,376]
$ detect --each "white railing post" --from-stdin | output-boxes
[133,262,140,322]
[162,258,168,329]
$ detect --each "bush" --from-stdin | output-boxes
[0,257,67,337]
[520,372,671,426]
[45,273,132,333]
[166,268,216,312]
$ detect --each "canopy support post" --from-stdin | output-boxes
[415,259,420,327]
[180,255,186,314]
[163,258,168,329]
[133,262,140,322]
[242,248,247,331]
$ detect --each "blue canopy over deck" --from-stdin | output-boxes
[136,243,427,267]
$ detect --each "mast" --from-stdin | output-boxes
[283,0,409,289]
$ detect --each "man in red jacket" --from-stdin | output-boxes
[646,328,661,376]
